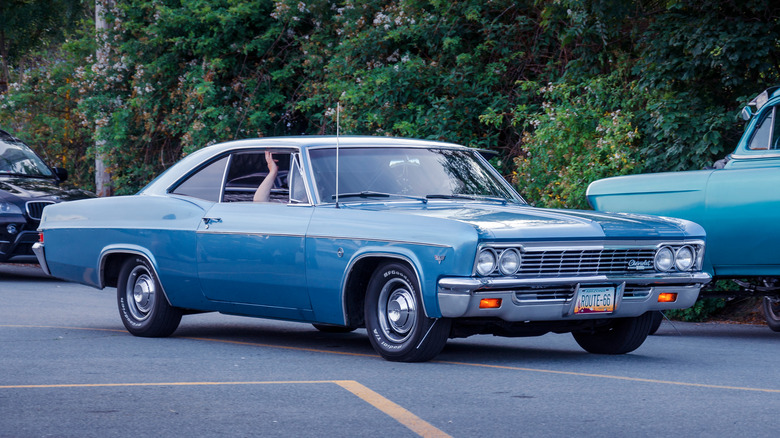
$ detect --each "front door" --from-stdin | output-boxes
[196,202,314,310]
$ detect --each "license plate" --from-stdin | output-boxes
[574,286,615,314]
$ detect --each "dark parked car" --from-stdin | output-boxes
[0,129,94,262]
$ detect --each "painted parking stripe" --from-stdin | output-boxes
[334,380,451,438]
[4,324,780,394]
[0,379,450,437]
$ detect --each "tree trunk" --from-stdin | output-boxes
[94,0,113,197]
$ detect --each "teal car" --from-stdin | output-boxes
[588,87,780,331]
[35,136,710,361]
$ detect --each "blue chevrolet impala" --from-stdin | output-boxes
[34,137,710,361]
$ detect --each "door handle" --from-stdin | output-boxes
[202,217,222,229]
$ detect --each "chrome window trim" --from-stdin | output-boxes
[218,153,233,202]
[166,146,304,202]
[288,152,313,206]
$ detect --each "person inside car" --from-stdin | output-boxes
[253,150,278,202]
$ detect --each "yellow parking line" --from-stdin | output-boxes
[0,380,451,437]
[183,336,378,358]
[4,324,780,394]
[334,380,452,438]
[437,360,780,394]
[0,380,332,389]
[1,324,125,333]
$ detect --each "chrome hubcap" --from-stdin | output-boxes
[378,278,417,343]
[126,266,155,321]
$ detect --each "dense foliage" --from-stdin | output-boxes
[1,0,779,200]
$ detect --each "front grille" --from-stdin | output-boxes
[26,201,55,220]
[517,248,656,277]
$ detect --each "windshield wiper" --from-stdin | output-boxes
[333,191,428,203]
[0,172,47,178]
[426,194,511,205]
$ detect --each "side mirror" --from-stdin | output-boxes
[52,167,68,182]
[741,106,754,121]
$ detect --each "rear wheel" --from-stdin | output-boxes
[572,312,653,354]
[762,296,780,332]
[117,257,182,337]
[364,262,450,362]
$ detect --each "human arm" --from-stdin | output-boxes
[253,150,278,202]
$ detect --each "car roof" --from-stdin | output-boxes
[197,135,470,155]
[140,136,473,196]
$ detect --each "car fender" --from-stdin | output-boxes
[340,244,456,324]
[97,245,175,306]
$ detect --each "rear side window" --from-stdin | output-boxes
[171,156,229,202]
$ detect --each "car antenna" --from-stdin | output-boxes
[335,102,340,209]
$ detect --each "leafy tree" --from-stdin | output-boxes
[0,0,87,89]
[2,0,780,199]
[0,0,93,188]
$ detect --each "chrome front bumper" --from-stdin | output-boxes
[437,273,711,321]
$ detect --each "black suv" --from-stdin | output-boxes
[0,129,94,262]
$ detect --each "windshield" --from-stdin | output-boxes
[0,137,53,177]
[308,147,523,204]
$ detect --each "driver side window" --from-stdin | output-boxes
[748,106,780,150]
[223,150,290,203]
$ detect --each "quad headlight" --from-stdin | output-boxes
[654,244,698,272]
[476,247,522,276]
[674,246,695,271]
[475,249,497,276]
[654,246,675,272]
[498,248,521,275]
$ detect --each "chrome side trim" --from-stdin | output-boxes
[195,230,306,238]
[308,235,451,248]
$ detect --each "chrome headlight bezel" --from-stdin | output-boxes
[654,242,703,273]
[654,246,675,272]
[674,245,695,271]
[475,248,497,276]
[498,248,521,276]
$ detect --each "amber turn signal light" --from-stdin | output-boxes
[658,293,677,303]
[479,298,502,309]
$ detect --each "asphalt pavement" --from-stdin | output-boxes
[2,264,779,437]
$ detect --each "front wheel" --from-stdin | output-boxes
[364,262,451,362]
[762,296,780,332]
[572,312,653,354]
[648,311,664,335]
[117,257,182,337]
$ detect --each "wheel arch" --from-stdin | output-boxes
[341,252,429,328]
[99,246,173,306]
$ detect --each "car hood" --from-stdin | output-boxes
[0,176,94,201]
[350,202,703,241]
